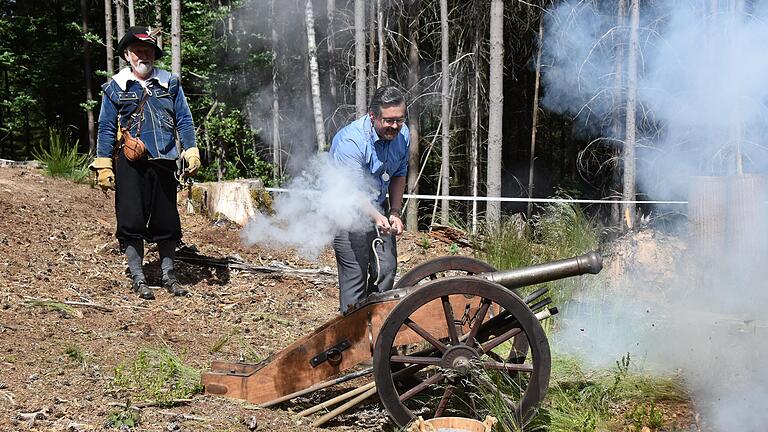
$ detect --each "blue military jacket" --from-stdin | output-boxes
[96,67,196,160]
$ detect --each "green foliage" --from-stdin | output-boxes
[532,200,600,261]
[32,127,90,182]
[477,203,601,305]
[197,107,273,185]
[626,402,664,431]
[447,242,460,255]
[524,353,685,432]
[418,234,432,250]
[113,347,203,405]
[477,215,535,271]
[105,407,140,429]
[65,345,85,364]
[25,298,78,317]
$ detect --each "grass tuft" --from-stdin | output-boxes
[113,346,203,406]
[32,126,90,182]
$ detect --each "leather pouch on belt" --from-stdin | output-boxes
[120,128,147,161]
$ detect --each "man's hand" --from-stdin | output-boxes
[89,157,115,191]
[389,214,404,235]
[373,212,392,235]
[182,147,201,177]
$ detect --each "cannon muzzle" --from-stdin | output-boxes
[483,251,602,289]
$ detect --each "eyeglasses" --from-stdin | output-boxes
[379,117,407,127]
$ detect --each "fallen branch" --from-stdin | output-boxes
[23,296,113,313]
[17,408,48,427]
[175,246,336,278]
[158,410,209,421]
[108,399,192,409]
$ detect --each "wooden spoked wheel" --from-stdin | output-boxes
[394,256,496,289]
[373,277,551,428]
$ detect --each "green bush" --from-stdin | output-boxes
[197,107,274,185]
[113,347,202,406]
[532,200,600,261]
[32,126,90,182]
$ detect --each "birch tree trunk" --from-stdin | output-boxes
[469,20,480,233]
[527,18,544,219]
[171,0,181,75]
[368,0,376,97]
[406,0,421,231]
[81,0,96,154]
[376,0,388,87]
[622,0,640,231]
[104,0,113,76]
[127,0,135,26]
[271,0,282,183]
[611,0,627,229]
[155,0,163,50]
[486,0,504,226]
[354,0,366,116]
[326,0,337,104]
[115,0,125,69]
[439,0,450,225]
[305,0,326,152]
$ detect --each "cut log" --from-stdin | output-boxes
[181,179,271,226]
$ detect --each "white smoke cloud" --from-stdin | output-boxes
[543,1,768,431]
[240,153,377,259]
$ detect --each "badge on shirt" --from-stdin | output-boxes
[381,171,390,182]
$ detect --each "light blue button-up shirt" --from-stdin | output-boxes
[330,114,410,206]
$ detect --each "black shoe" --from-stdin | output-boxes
[132,280,155,300]
[163,279,189,296]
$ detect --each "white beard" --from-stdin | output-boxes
[133,61,153,76]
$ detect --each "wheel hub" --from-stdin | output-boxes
[441,345,479,375]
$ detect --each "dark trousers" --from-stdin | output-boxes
[114,151,181,249]
[333,226,397,314]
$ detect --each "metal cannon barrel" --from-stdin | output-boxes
[483,251,602,289]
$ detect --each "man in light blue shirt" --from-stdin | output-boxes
[330,86,410,314]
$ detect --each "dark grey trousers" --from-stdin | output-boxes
[333,227,397,314]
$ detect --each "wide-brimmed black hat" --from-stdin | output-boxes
[117,26,164,61]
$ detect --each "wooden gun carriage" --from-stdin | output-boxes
[202,251,602,427]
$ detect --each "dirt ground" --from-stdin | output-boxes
[0,165,477,432]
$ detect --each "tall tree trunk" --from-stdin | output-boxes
[486,0,504,226]
[622,0,640,231]
[368,0,376,97]
[271,0,282,184]
[127,0,135,26]
[105,0,114,76]
[305,0,326,152]
[354,0,366,116]
[154,0,163,50]
[406,0,421,231]
[469,20,480,233]
[439,0,450,225]
[81,0,96,154]
[611,0,627,230]
[527,17,544,219]
[115,0,126,69]
[171,0,181,75]
[326,0,337,105]
[376,0,388,87]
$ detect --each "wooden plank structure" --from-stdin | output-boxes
[201,251,603,426]
[201,287,481,404]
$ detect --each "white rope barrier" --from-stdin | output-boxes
[264,187,688,205]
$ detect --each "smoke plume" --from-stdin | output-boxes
[240,153,377,259]
[542,1,768,430]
